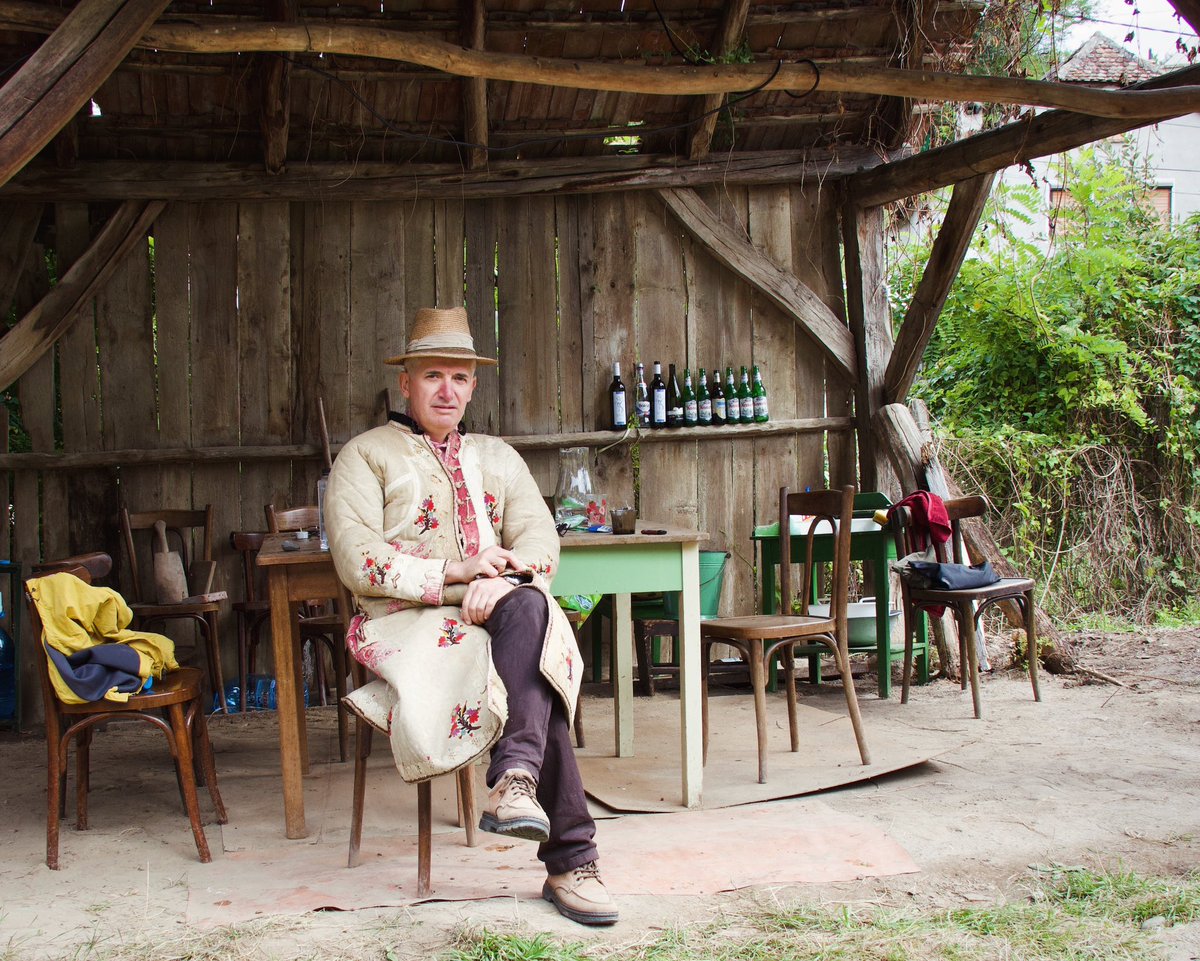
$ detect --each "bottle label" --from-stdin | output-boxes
[713,397,726,420]
[698,399,712,423]
[754,396,769,419]
[727,396,740,421]
[636,399,651,423]
[653,389,667,423]
[684,400,698,423]
[613,394,627,427]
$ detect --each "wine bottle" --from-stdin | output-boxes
[752,364,770,423]
[710,364,727,426]
[650,361,667,428]
[682,368,698,426]
[666,363,684,427]
[738,366,754,424]
[725,366,741,423]
[609,362,628,430]
[634,362,651,427]
[697,368,712,425]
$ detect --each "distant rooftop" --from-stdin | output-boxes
[1052,32,1161,85]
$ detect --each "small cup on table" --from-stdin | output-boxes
[611,507,636,535]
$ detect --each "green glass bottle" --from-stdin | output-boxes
[696,368,712,425]
[725,366,740,423]
[682,368,698,426]
[751,364,769,423]
[738,366,754,424]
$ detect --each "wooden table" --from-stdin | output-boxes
[552,523,707,808]
[258,523,708,838]
[257,533,336,839]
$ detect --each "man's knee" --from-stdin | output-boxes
[488,586,549,636]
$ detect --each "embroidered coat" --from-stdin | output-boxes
[325,419,580,783]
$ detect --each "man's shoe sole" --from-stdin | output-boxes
[541,882,619,926]
[478,812,550,842]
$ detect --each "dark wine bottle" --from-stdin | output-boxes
[609,362,628,430]
[650,361,667,428]
[710,365,727,425]
[666,363,684,428]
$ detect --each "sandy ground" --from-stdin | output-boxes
[0,627,1197,960]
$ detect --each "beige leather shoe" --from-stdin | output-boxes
[542,860,619,925]
[478,769,550,842]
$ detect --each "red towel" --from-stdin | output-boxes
[889,491,951,553]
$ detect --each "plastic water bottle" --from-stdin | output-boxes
[0,624,15,721]
[317,469,331,550]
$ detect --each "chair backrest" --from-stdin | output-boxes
[779,486,855,635]
[229,531,267,605]
[24,555,109,726]
[893,494,989,565]
[119,506,214,603]
[265,504,319,534]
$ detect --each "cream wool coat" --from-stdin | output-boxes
[325,420,580,783]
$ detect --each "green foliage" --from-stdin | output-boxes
[891,145,1200,623]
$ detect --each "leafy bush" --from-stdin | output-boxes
[891,146,1200,623]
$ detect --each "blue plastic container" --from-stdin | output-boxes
[0,624,14,721]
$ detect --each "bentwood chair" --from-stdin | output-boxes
[27,553,226,868]
[265,504,350,761]
[892,494,1042,718]
[119,506,228,711]
[346,655,478,897]
[228,531,273,714]
[700,486,871,783]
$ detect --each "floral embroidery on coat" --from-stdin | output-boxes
[438,618,466,648]
[391,540,431,558]
[449,701,482,738]
[361,555,393,587]
[484,491,500,528]
[346,613,386,672]
[416,496,439,533]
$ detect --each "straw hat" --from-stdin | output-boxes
[385,306,497,366]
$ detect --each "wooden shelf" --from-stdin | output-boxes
[0,417,853,471]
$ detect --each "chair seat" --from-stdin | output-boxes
[132,599,223,617]
[908,576,1034,604]
[702,614,835,642]
[58,666,206,714]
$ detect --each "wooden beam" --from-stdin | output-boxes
[0,203,42,318]
[686,0,752,161]
[840,199,893,491]
[851,63,1200,208]
[0,0,172,189]
[0,200,164,391]
[0,2,1196,119]
[461,0,488,170]
[885,172,994,403]
[1167,0,1200,35]
[657,186,857,380]
[257,0,295,174]
[0,149,887,201]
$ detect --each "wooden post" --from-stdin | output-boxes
[686,0,752,160]
[460,0,488,170]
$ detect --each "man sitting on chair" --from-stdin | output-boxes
[325,305,616,926]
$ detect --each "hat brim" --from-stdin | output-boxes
[385,348,498,367]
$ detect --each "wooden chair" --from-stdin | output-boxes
[26,553,226,869]
[265,504,350,761]
[119,506,227,712]
[562,608,586,748]
[892,494,1042,718]
[228,531,273,715]
[700,486,871,783]
[346,656,478,897]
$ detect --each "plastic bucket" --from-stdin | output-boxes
[662,550,729,619]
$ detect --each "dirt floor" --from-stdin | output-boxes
[0,627,1197,960]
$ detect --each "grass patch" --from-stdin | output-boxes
[442,867,1200,961]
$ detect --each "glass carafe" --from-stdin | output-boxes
[554,447,595,530]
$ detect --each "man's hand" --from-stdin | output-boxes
[445,545,527,585]
[460,576,515,625]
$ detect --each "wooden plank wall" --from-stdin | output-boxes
[3,185,857,718]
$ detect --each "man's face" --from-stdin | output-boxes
[400,357,477,441]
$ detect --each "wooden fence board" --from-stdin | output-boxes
[349,199,404,434]
[789,185,832,490]
[464,199,500,435]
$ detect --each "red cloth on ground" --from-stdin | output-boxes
[888,491,951,553]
